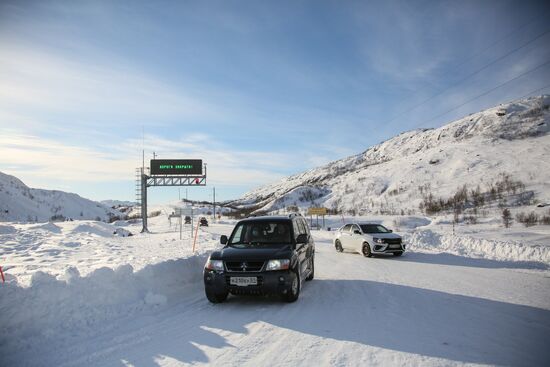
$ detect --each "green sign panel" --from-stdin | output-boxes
[150,159,203,175]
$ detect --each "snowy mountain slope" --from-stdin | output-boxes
[100,199,137,208]
[0,171,123,222]
[231,95,550,214]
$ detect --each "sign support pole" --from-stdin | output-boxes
[138,159,207,234]
[141,171,149,233]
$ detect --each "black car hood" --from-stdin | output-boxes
[212,245,293,261]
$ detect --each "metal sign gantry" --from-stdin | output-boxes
[138,164,207,233]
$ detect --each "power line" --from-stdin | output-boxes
[388,12,547,121]
[381,28,550,127]
[518,83,550,100]
[411,59,550,129]
[450,13,543,71]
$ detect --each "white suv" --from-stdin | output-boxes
[334,223,405,257]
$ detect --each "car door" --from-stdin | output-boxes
[293,218,308,278]
[350,224,363,253]
[339,224,352,249]
[301,218,314,274]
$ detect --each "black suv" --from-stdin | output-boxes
[203,214,315,303]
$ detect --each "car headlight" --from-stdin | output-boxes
[205,258,224,271]
[266,259,290,271]
[373,238,385,244]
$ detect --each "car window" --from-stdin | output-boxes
[231,225,243,242]
[297,219,306,236]
[342,224,352,232]
[293,219,301,240]
[360,224,390,233]
[301,218,310,235]
[229,221,292,246]
[351,224,361,233]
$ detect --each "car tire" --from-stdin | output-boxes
[393,251,403,257]
[362,243,372,257]
[284,270,301,302]
[306,257,314,281]
[335,240,343,252]
[205,289,228,303]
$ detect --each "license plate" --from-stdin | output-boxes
[389,244,401,249]
[230,277,257,286]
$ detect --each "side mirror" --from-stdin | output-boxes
[220,235,228,245]
[296,233,308,244]
[388,230,393,233]
[354,230,361,235]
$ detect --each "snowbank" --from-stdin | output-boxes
[0,224,16,234]
[0,254,208,354]
[68,222,117,237]
[405,229,550,265]
[388,216,431,230]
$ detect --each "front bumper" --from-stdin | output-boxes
[372,243,406,254]
[204,269,295,296]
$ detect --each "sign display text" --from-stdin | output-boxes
[308,207,327,215]
[150,159,203,175]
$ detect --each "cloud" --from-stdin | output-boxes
[0,44,223,127]
[0,131,292,189]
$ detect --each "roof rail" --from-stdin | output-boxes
[288,213,302,218]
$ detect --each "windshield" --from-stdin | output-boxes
[360,224,390,234]
[229,221,292,247]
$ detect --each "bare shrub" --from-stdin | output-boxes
[464,215,477,224]
[502,208,512,228]
[516,211,539,227]
[50,214,66,222]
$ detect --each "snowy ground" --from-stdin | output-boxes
[1,214,549,366]
[0,215,219,285]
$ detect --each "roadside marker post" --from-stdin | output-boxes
[192,220,200,253]
[0,266,5,283]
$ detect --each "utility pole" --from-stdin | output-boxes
[213,187,216,222]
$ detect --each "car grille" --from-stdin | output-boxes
[382,238,402,245]
[225,261,265,272]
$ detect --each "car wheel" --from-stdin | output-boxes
[393,251,403,257]
[362,243,372,257]
[335,240,343,252]
[205,289,228,303]
[306,257,314,281]
[284,270,301,302]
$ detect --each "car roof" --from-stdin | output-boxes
[344,222,383,226]
[239,215,293,223]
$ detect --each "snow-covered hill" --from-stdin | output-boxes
[0,172,124,222]
[231,95,550,214]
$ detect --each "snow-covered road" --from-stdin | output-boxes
[2,223,550,366]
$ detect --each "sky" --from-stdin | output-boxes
[1,0,549,204]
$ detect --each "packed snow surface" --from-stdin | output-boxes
[1,211,549,366]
